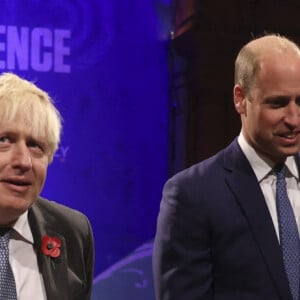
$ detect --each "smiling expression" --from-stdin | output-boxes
[235,50,300,163]
[0,121,49,225]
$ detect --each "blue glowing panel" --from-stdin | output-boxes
[0,0,171,279]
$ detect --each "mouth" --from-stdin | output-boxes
[2,179,31,186]
[1,179,32,192]
[278,133,298,139]
[276,131,300,145]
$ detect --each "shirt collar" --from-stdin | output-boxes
[238,132,299,181]
[12,210,34,244]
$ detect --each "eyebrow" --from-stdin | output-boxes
[264,96,290,102]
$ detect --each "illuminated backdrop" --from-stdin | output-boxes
[0,1,172,298]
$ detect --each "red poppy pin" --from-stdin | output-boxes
[41,235,61,258]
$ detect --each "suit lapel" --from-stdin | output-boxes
[223,140,291,300]
[28,202,69,300]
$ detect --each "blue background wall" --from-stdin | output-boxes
[0,1,172,298]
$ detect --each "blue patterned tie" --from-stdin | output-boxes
[0,229,17,299]
[275,164,300,300]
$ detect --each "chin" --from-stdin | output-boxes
[5,198,32,213]
[278,149,299,159]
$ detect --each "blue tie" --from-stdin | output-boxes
[275,164,300,300]
[0,229,17,299]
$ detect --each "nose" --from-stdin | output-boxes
[285,102,300,128]
[11,142,32,171]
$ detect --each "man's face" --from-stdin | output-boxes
[0,121,48,225]
[239,53,300,163]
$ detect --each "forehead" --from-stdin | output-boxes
[0,116,48,143]
[256,53,300,94]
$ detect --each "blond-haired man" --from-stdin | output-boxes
[0,73,94,300]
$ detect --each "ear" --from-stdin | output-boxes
[233,84,247,114]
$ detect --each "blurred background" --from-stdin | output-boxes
[1,0,300,299]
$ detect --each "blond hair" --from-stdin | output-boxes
[0,73,62,162]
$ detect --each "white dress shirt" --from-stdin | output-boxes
[238,133,300,241]
[10,211,46,299]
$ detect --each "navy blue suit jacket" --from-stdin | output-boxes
[153,139,295,300]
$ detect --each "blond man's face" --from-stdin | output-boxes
[0,120,49,226]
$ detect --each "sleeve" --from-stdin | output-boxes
[152,176,213,300]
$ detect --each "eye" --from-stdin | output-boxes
[0,136,10,143]
[0,136,12,151]
[266,97,289,108]
[27,139,45,153]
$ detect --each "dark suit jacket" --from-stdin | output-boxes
[27,197,94,300]
[153,139,296,300]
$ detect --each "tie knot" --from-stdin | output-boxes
[274,163,287,176]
